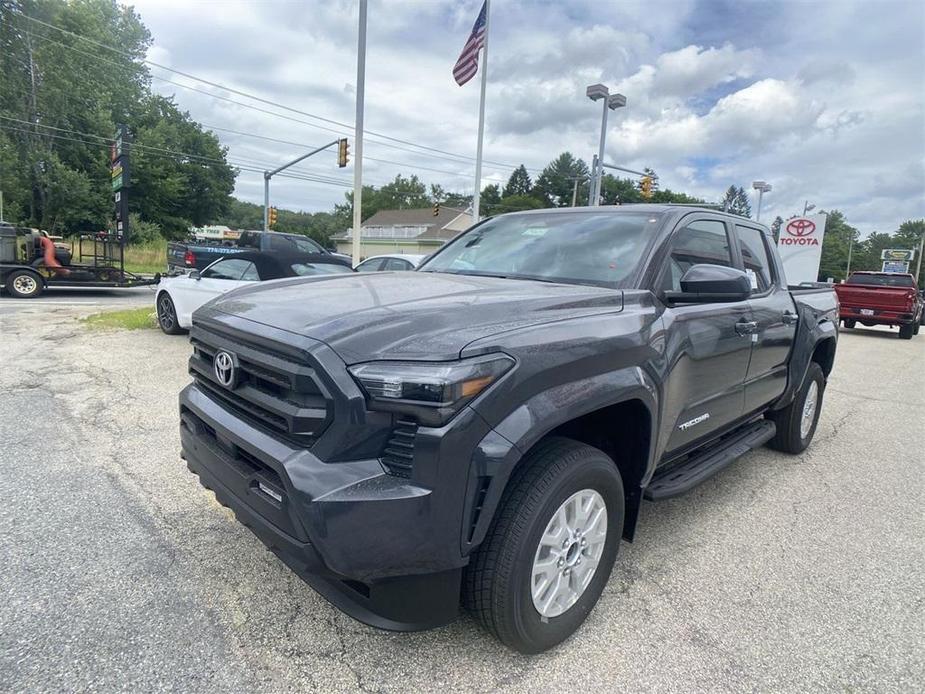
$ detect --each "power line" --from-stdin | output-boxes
[19,26,516,181]
[0,123,358,190]
[14,12,543,175]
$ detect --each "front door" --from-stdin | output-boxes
[656,217,754,456]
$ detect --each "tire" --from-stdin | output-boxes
[914,321,920,336]
[463,438,624,654]
[842,319,856,329]
[156,292,185,335]
[6,269,44,298]
[766,362,825,454]
[899,323,914,340]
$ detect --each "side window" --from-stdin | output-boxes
[240,262,260,281]
[356,258,384,272]
[735,225,773,293]
[238,232,259,249]
[660,219,733,292]
[201,258,251,280]
[383,258,412,271]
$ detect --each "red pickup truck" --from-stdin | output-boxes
[834,272,923,339]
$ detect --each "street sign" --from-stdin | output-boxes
[881,249,915,261]
[777,214,828,284]
[881,260,910,273]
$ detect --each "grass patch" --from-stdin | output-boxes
[82,307,158,331]
[123,241,167,275]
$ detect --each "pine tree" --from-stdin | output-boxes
[720,185,752,218]
[502,165,533,197]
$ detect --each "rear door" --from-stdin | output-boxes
[736,223,797,413]
[656,215,753,455]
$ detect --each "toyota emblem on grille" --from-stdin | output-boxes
[213,350,238,388]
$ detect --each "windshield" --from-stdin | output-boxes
[418,211,661,287]
[846,273,914,287]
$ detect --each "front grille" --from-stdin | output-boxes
[189,327,331,444]
[381,419,418,478]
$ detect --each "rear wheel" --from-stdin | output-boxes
[766,362,825,454]
[899,322,914,340]
[842,319,856,329]
[6,270,44,298]
[463,438,624,654]
[156,292,185,335]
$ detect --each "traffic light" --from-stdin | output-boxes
[268,206,278,227]
[640,176,653,199]
[337,138,349,168]
[433,202,440,217]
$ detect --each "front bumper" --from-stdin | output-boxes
[180,383,465,631]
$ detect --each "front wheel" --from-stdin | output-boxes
[156,292,185,335]
[463,438,624,654]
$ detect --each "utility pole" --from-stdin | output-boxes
[915,228,925,284]
[846,234,854,277]
[262,140,341,231]
[352,0,368,265]
[570,178,579,207]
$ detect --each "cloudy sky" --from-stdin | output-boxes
[128,0,924,234]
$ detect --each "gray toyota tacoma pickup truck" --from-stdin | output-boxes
[179,205,838,653]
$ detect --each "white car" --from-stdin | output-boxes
[354,254,426,272]
[155,251,353,334]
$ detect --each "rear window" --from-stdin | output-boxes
[845,274,914,287]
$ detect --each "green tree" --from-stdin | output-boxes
[496,194,543,213]
[502,165,532,197]
[817,210,859,282]
[599,175,642,205]
[532,152,589,207]
[0,0,236,237]
[720,185,752,218]
[770,216,784,242]
[480,183,502,215]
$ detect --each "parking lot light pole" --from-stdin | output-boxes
[586,85,626,206]
[753,181,772,221]
[803,200,815,216]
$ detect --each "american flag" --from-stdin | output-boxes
[453,1,488,86]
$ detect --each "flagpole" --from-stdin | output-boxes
[351,0,367,266]
[471,0,490,224]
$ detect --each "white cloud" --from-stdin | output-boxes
[125,0,924,233]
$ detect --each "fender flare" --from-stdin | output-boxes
[461,366,659,554]
[774,318,838,410]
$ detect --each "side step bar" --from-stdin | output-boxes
[644,419,776,501]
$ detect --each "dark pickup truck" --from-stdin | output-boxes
[167,230,336,273]
[179,205,838,653]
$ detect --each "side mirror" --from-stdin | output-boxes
[664,264,751,304]
[189,270,201,281]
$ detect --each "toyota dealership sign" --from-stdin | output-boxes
[777,214,827,284]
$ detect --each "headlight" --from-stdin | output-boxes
[348,354,514,426]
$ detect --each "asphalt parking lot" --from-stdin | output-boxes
[1,301,922,693]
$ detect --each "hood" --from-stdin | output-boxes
[203,272,623,363]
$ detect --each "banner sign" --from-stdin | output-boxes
[881,260,910,273]
[881,249,915,261]
[776,214,827,284]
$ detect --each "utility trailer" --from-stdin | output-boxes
[0,225,158,298]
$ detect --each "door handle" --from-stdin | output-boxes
[735,319,759,335]
[782,311,798,325]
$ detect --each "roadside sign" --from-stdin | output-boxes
[881,249,915,261]
[776,214,828,284]
[112,124,131,241]
[881,260,910,273]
